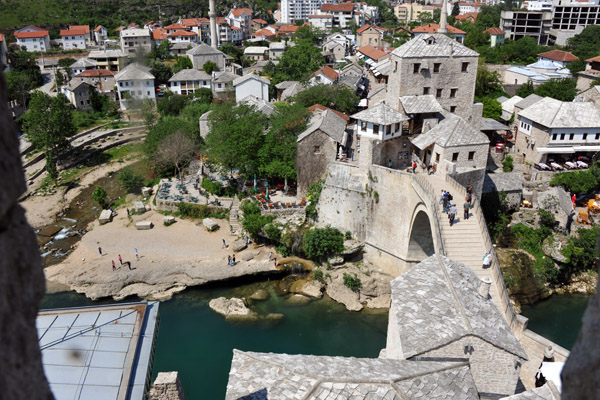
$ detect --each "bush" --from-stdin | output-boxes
[201,178,224,196]
[343,273,362,292]
[313,269,325,284]
[345,231,352,240]
[561,227,600,275]
[538,209,556,229]
[302,227,344,261]
[92,186,108,209]
[176,203,227,219]
[275,244,291,257]
[550,168,599,193]
[264,223,282,241]
[118,168,144,194]
[502,155,513,172]
[239,199,275,240]
[305,179,324,219]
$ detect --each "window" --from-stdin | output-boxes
[450,106,457,113]
[361,121,367,130]
[436,89,443,98]
[452,152,459,161]
[583,133,588,140]
[394,61,398,72]
[395,123,400,131]
[119,82,123,87]
[468,151,475,160]
[413,63,420,73]
[314,146,321,154]
[569,133,574,140]
[450,88,457,98]
[433,63,441,73]
[560,133,565,140]
[435,153,440,162]
[147,91,151,95]
[423,87,430,95]
[462,62,469,72]
[596,133,600,140]
[552,133,557,140]
[373,124,379,134]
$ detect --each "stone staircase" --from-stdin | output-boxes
[229,196,242,236]
[426,175,504,314]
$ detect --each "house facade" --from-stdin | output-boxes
[62,81,94,111]
[15,26,50,52]
[244,46,269,61]
[187,43,229,71]
[114,63,156,109]
[233,73,270,102]
[70,58,97,76]
[87,50,128,72]
[60,26,88,50]
[356,24,387,49]
[308,65,339,86]
[168,69,212,95]
[74,69,116,93]
[120,28,152,57]
[94,25,108,45]
[227,8,253,39]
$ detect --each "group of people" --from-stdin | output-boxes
[440,185,474,227]
[99,246,139,271]
[227,254,236,266]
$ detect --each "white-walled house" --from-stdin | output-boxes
[70,58,97,77]
[227,8,252,39]
[120,28,152,57]
[351,103,408,141]
[244,46,269,61]
[308,66,339,86]
[167,30,198,44]
[168,69,212,95]
[114,63,155,110]
[14,26,50,52]
[94,25,108,45]
[233,73,270,103]
[60,26,88,49]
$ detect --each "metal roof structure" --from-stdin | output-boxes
[38,301,159,400]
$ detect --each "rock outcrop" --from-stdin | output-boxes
[209,297,255,319]
[0,72,53,398]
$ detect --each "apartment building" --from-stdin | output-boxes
[500,10,552,45]
[548,0,600,45]
[120,28,152,56]
[280,0,336,24]
[60,26,88,50]
[227,8,253,39]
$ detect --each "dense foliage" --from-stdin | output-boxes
[91,186,108,209]
[302,227,344,261]
[5,50,44,106]
[343,273,362,292]
[534,78,578,102]
[239,199,275,240]
[292,84,359,115]
[117,168,144,194]
[304,180,324,219]
[177,202,228,219]
[550,162,600,193]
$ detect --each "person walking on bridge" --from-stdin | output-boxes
[463,198,470,220]
[449,204,457,226]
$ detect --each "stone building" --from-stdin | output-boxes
[352,103,408,142]
[211,71,237,99]
[120,28,152,57]
[574,85,600,109]
[500,382,561,400]
[482,172,524,210]
[398,94,443,134]
[87,49,128,72]
[114,62,156,110]
[186,43,229,71]
[62,81,94,111]
[168,69,212,96]
[356,24,387,49]
[225,350,479,399]
[73,69,116,94]
[386,255,528,397]
[70,58,97,77]
[297,108,348,194]
[411,113,489,194]
[515,96,600,164]
[308,65,339,86]
[386,34,479,121]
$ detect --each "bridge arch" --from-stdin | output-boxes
[407,203,435,262]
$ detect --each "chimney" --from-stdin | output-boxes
[478,277,492,299]
[209,0,218,49]
[438,0,448,34]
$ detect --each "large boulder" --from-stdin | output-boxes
[133,201,145,214]
[135,221,153,230]
[209,297,255,319]
[203,218,218,231]
[325,276,363,311]
[99,209,112,225]
[366,294,391,309]
[301,280,324,298]
[233,239,247,252]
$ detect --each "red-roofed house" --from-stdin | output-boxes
[0,33,7,68]
[356,24,388,49]
[537,50,579,67]
[458,2,483,14]
[252,28,277,40]
[167,30,199,44]
[483,27,505,47]
[319,2,358,28]
[216,18,243,44]
[251,19,268,31]
[15,26,50,52]
[74,69,117,93]
[413,24,466,43]
[164,23,189,34]
[585,55,600,72]
[309,65,339,86]
[60,26,89,49]
[278,24,301,36]
[178,18,209,40]
[357,45,387,62]
[455,12,478,23]
[94,25,108,45]
[227,8,252,39]
[152,28,167,44]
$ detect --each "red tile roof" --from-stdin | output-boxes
[231,26,242,31]
[321,2,354,12]
[358,45,387,61]
[253,19,268,24]
[94,25,105,32]
[180,18,203,27]
[70,25,90,33]
[231,8,252,17]
[538,49,579,62]
[167,30,197,37]
[253,28,277,37]
[356,24,371,33]
[152,28,167,40]
[279,25,299,33]
[309,14,332,18]
[413,24,465,35]
[76,69,116,77]
[60,26,88,36]
[15,30,49,39]
[586,55,600,63]
[164,23,187,30]
[313,65,339,81]
[455,12,478,20]
[309,104,349,122]
[484,27,505,35]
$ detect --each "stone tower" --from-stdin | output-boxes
[439,0,448,34]
[209,0,218,48]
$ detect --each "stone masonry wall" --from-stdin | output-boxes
[417,336,523,397]
[149,371,185,400]
[297,129,337,195]
[514,122,550,164]
[0,70,54,398]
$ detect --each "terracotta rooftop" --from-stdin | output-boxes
[309,104,349,122]
[321,2,354,12]
[167,30,197,37]
[152,28,167,40]
[484,27,505,35]
[253,28,276,37]
[253,18,268,24]
[0,33,4,42]
[60,26,88,36]
[15,30,49,39]
[94,25,104,32]
[279,25,299,33]
[538,49,579,62]
[231,8,252,16]
[70,25,90,33]
[312,65,339,81]
[76,69,116,77]
[164,23,187,30]
[586,55,600,63]
[358,45,387,60]
[413,23,466,34]
[455,12,478,20]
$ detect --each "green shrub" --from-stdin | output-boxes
[92,186,108,209]
[275,244,291,257]
[239,200,274,240]
[538,209,556,229]
[302,227,344,261]
[343,273,362,292]
[345,231,352,240]
[550,167,599,193]
[561,227,600,275]
[177,203,227,219]
[313,269,325,284]
[502,155,513,172]
[201,178,224,196]
[264,223,281,241]
[305,179,324,219]
[118,168,144,194]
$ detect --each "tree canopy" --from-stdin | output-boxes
[293,84,359,115]
[268,38,324,84]
[534,78,578,102]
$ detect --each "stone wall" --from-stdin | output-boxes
[453,167,486,199]
[514,121,550,164]
[297,129,338,195]
[149,371,185,400]
[416,336,524,397]
[0,70,53,398]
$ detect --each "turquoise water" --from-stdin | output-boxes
[41,281,388,399]
[521,294,591,350]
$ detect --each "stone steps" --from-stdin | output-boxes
[229,197,242,236]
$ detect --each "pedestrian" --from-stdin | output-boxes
[467,192,472,207]
[246,236,251,245]
[273,258,277,267]
[388,159,392,168]
[112,260,116,271]
[98,247,102,256]
[466,184,472,195]
[351,149,354,161]
[449,204,457,226]
[234,209,239,219]
[135,248,139,261]
[482,251,492,269]
[118,254,122,265]
[439,190,445,205]
[571,193,576,209]
[543,345,555,362]
[442,192,449,213]
[464,198,470,220]
[126,208,130,217]
[232,254,236,265]
[427,164,431,175]
[412,161,417,173]
[268,251,272,261]
[228,255,232,266]
[222,239,227,249]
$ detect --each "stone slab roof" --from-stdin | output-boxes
[275,80,298,90]
[481,117,509,131]
[500,382,561,400]
[281,82,303,101]
[514,93,543,111]
[518,97,600,128]
[482,172,524,194]
[351,102,407,124]
[399,95,443,114]
[390,255,528,360]
[501,95,524,115]
[226,350,479,400]
[392,34,478,58]
[186,43,225,56]
[168,68,212,82]
[70,58,97,69]
[298,109,346,143]
[241,95,276,116]
[213,71,237,84]
[411,114,489,149]
[233,73,270,87]
[114,62,154,81]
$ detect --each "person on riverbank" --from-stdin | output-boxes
[126,208,130,217]
[449,204,457,226]
[464,198,470,220]
[98,247,102,256]
[273,258,277,267]
[543,345,555,362]
[112,260,116,271]
[228,255,232,266]
[232,254,236,265]
[268,252,272,261]
[118,254,122,265]
[246,236,251,245]
[135,248,139,261]
[222,239,227,249]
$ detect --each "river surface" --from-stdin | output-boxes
[41,280,389,399]
[521,294,591,350]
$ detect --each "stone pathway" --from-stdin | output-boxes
[229,196,241,236]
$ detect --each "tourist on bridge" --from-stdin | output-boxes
[463,198,470,220]
[449,204,457,226]
[482,251,492,269]
[439,190,445,205]
[543,345,555,362]
[412,161,417,173]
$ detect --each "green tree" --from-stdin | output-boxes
[481,97,502,120]
[302,227,344,261]
[292,84,359,114]
[58,57,76,69]
[534,78,578,101]
[516,81,535,98]
[566,25,600,62]
[452,2,460,16]
[22,92,75,179]
[202,60,218,74]
[92,186,108,209]
[475,61,503,98]
[55,70,64,88]
[118,168,144,194]
[220,43,244,64]
[173,56,193,73]
[567,59,586,75]
[141,98,158,128]
[155,131,197,182]
[561,227,600,275]
[149,59,173,86]
[206,102,268,175]
[192,87,213,104]
[152,41,171,60]
[144,116,198,157]
[5,70,33,106]
[271,39,324,84]
[259,103,308,187]
[588,76,600,88]
[157,91,190,116]
[502,155,514,172]
[465,30,490,50]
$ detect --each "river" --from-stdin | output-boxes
[41,280,389,399]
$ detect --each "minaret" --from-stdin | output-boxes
[438,0,448,34]
[209,0,218,48]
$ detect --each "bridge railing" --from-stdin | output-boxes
[413,174,445,256]
[443,174,519,329]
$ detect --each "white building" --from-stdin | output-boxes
[70,58,97,77]
[244,46,269,61]
[308,65,339,86]
[120,28,152,57]
[114,63,156,110]
[227,8,253,39]
[60,26,88,50]
[233,73,270,103]
[167,30,198,44]
[94,25,108,45]
[269,42,287,60]
[168,69,212,95]
[14,26,50,52]
[351,103,408,141]
[281,0,337,24]
[212,71,238,99]
[522,0,553,11]
[308,14,334,30]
